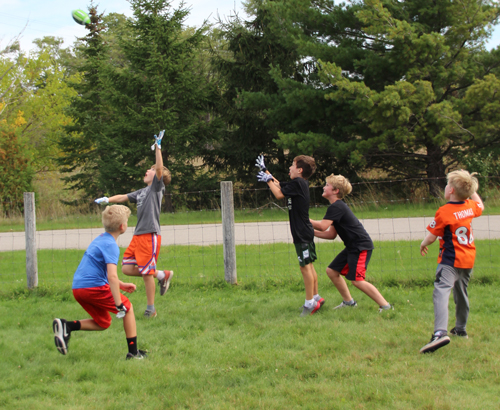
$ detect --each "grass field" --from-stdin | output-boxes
[1,240,500,409]
[2,280,500,409]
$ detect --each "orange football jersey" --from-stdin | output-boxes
[427,199,483,269]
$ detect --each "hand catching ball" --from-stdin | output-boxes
[72,9,90,25]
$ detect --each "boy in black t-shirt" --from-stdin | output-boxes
[256,155,324,316]
[310,174,393,312]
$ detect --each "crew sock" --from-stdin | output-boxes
[156,270,165,281]
[127,337,138,355]
[66,320,81,332]
[305,298,315,308]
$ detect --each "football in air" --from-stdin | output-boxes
[72,9,91,25]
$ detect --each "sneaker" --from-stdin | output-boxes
[53,318,71,355]
[316,297,325,307]
[158,270,174,296]
[450,327,468,338]
[126,349,148,360]
[334,300,357,309]
[420,333,451,354]
[378,304,394,313]
[300,300,321,317]
[144,309,157,318]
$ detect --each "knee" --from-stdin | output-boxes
[326,268,339,279]
[351,280,363,289]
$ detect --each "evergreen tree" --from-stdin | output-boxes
[239,0,500,194]
[58,5,109,196]
[207,3,303,183]
[98,0,220,207]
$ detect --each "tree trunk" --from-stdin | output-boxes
[425,143,447,198]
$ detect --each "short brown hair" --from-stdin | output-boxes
[325,173,352,199]
[294,155,316,180]
[447,170,478,200]
[153,165,171,186]
[102,205,131,233]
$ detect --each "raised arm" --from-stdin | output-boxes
[471,192,484,209]
[267,178,284,200]
[153,130,164,180]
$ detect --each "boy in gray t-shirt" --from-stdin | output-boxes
[95,132,173,318]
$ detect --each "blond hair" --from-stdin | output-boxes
[326,173,352,199]
[447,170,478,200]
[102,205,131,233]
[153,165,171,186]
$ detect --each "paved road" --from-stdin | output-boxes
[1,215,499,251]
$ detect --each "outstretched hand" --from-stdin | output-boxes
[95,197,109,204]
[151,129,165,151]
[255,155,267,172]
[257,171,274,183]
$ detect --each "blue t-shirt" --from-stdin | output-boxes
[72,232,120,289]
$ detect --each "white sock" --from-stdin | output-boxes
[314,294,321,301]
[305,298,315,308]
[156,270,165,281]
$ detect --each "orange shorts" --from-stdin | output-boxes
[73,284,132,329]
[122,233,161,275]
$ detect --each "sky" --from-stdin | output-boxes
[1,0,500,52]
[0,0,246,51]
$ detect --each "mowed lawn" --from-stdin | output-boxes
[1,240,500,409]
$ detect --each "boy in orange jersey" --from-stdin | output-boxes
[419,170,484,354]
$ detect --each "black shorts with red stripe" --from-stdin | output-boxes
[328,248,372,281]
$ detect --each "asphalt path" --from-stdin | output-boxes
[1,215,499,251]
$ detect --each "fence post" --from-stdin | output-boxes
[221,181,237,284]
[24,192,38,289]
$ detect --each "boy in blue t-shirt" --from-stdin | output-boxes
[53,205,147,360]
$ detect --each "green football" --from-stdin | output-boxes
[72,9,90,25]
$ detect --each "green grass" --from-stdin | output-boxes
[3,200,500,233]
[2,240,500,408]
[1,278,500,409]
[2,240,500,289]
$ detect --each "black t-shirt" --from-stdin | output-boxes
[323,200,373,251]
[280,177,314,243]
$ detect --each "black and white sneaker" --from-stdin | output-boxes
[450,327,468,339]
[126,349,148,360]
[53,318,71,355]
[420,333,450,354]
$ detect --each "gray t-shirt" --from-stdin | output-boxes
[127,175,165,236]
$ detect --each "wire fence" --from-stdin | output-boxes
[1,177,500,288]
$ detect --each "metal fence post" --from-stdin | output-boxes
[24,192,38,289]
[221,181,237,284]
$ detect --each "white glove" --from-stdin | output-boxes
[116,303,128,319]
[255,155,267,172]
[257,171,274,183]
[151,129,165,151]
[95,197,109,204]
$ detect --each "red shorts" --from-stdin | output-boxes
[73,284,132,328]
[328,249,372,281]
[122,233,161,275]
